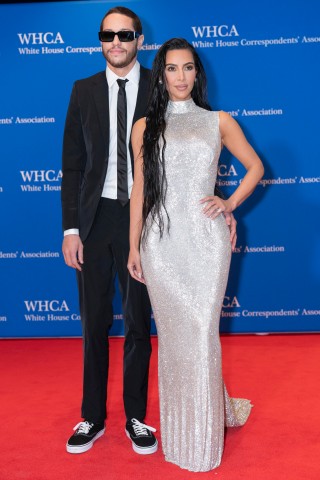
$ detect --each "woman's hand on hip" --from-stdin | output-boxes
[200,195,232,219]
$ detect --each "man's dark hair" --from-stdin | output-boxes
[100,6,143,33]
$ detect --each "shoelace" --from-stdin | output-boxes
[131,418,156,437]
[73,421,93,435]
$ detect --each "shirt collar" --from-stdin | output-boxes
[106,60,140,87]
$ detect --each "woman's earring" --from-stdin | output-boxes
[159,79,163,84]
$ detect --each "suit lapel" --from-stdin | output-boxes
[92,72,109,154]
[129,67,150,175]
[133,66,150,125]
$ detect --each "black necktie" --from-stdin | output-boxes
[117,78,129,206]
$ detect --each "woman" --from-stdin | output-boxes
[128,38,264,472]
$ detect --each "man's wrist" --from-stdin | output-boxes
[64,229,79,236]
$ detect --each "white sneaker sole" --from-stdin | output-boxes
[66,428,105,454]
[125,429,158,455]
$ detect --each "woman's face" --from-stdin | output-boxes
[164,49,197,102]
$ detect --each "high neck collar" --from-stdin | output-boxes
[167,98,197,115]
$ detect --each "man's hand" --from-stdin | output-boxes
[62,234,84,271]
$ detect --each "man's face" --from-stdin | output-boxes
[101,13,144,72]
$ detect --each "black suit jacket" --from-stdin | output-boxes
[61,66,151,241]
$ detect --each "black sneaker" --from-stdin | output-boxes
[125,418,158,455]
[66,421,105,454]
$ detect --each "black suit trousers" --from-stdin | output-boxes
[77,198,151,423]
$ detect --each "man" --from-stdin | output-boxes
[61,6,236,457]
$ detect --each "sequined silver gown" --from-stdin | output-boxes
[140,99,252,472]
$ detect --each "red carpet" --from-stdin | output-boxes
[1,335,319,479]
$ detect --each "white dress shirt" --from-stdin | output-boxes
[64,61,140,236]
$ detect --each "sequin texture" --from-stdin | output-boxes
[141,99,252,472]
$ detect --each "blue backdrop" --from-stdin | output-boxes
[0,0,319,337]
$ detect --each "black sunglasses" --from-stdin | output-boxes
[98,30,141,43]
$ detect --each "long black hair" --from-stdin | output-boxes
[142,38,211,242]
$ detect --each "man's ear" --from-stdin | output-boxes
[137,34,144,50]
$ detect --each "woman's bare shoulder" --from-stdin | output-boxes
[132,117,146,136]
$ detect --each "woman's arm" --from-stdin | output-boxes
[127,117,146,283]
[201,111,264,216]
